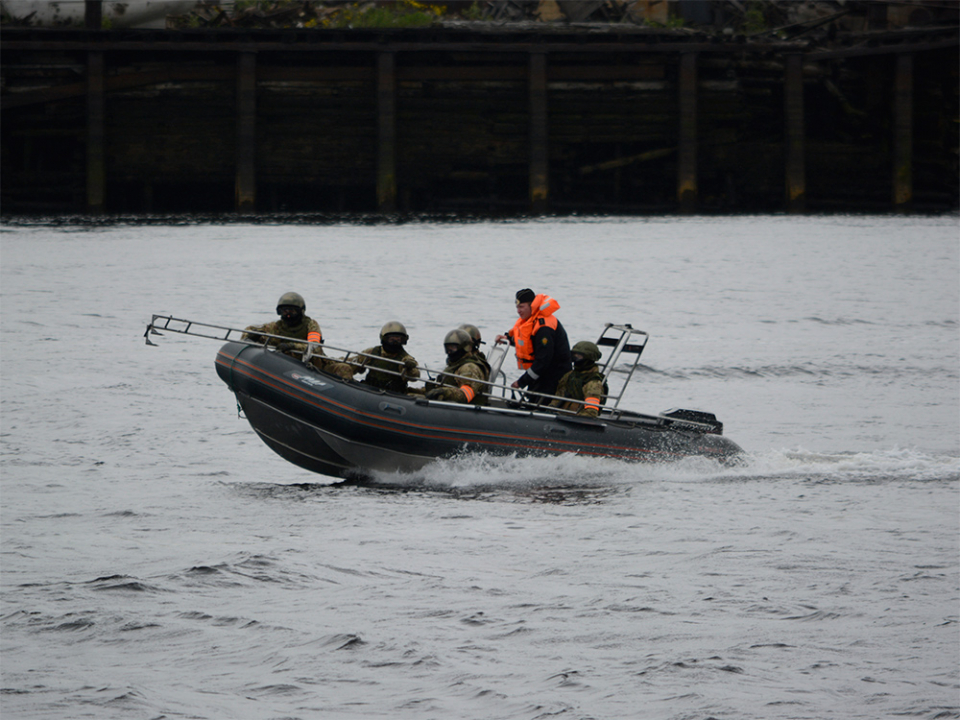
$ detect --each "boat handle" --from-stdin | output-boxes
[546,425,569,435]
[379,402,406,416]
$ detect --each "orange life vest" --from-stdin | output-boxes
[508,294,561,370]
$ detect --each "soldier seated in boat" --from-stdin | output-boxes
[458,323,491,378]
[242,291,354,380]
[549,341,608,418]
[424,328,488,405]
[351,321,420,393]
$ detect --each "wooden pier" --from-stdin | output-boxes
[1,21,957,215]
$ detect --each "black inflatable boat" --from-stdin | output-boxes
[147,316,743,479]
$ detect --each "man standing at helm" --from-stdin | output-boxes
[242,292,353,380]
[495,288,571,398]
[351,321,420,394]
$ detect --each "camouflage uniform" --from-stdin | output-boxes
[550,365,607,417]
[458,324,491,377]
[242,317,354,380]
[470,349,491,379]
[427,356,487,405]
[353,345,420,393]
[243,316,320,352]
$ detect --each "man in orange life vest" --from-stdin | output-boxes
[495,288,572,397]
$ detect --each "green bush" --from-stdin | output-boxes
[325,2,442,29]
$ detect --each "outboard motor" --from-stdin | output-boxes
[661,409,723,435]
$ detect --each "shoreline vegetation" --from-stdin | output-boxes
[3,1,956,38]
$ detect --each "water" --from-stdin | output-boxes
[2,215,957,720]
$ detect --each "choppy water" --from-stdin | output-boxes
[1,215,958,720]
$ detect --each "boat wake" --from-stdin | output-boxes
[355,450,743,499]
[356,446,959,494]
[225,447,958,505]
[734,446,960,483]
[367,451,642,488]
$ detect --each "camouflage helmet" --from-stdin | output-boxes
[571,341,602,364]
[443,328,473,352]
[380,321,409,345]
[458,323,482,350]
[276,291,306,314]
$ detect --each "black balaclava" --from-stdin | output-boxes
[382,334,405,355]
[445,344,466,364]
[572,353,592,371]
[278,305,303,328]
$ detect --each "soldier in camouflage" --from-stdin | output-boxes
[458,323,491,378]
[242,292,354,380]
[550,341,608,418]
[424,328,488,405]
[351,321,421,393]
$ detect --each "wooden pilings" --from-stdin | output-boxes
[529,52,549,215]
[84,0,102,30]
[377,52,397,213]
[893,52,913,212]
[86,51,105,213]
[677,52,698,214]
[235,51,257,212]
[51,33,937,216]
[784,53,806,213]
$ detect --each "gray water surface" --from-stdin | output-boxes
[2,215,957,720]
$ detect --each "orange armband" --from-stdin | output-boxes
[307,331,322,343]
[460,385,476,403]
[585,396,601,411]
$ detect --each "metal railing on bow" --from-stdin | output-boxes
[144,314,712,430]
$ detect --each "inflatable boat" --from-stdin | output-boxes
[147,316,744,479]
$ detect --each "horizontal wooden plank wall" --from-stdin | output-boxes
[0,30,956,215]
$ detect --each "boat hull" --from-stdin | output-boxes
[215,342,743,479]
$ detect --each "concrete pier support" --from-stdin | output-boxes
[529,51,549,215]
[678,52,698,214]
[86,51,105,213]
[893,52,913,212]
[784,53,806,213]
[235,51,257,212]
[377,52,397,213]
